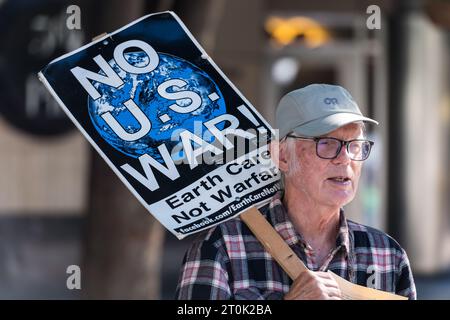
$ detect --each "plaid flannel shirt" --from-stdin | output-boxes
[176,191,416,300]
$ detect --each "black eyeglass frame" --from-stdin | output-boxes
[285,134,374,161]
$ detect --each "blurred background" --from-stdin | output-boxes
[0,0,449,299]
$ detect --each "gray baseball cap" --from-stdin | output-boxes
[276,84,378,139]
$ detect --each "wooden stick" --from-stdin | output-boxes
[92,32,108,42]
[240,206,307,279]
[240,206,407,300]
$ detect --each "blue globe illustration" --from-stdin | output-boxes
[88,51,226,161]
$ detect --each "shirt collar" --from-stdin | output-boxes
[266,191,350,255]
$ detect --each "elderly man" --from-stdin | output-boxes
[176,84,416,300]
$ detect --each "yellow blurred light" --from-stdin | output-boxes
[265,16,330,48]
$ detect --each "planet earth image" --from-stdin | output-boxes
[88,51,227,162]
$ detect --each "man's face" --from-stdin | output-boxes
[279,123,364,209]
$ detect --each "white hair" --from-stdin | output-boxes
[279,136,300,189]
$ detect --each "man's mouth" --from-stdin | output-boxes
[327,176,351,184]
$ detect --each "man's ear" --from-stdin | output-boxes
[270,139,289,173]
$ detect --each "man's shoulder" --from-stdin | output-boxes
[347,219,404,253]
[189,214,256,248]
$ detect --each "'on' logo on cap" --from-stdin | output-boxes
[324,97,338,105]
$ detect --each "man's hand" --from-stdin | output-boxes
[284,270,342,300]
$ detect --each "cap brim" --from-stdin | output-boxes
[291,112,379,137]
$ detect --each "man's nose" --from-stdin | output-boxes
[332,144,351,164]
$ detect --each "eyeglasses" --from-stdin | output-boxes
[286,134,374,161]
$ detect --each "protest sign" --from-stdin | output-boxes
[38,11,280,239]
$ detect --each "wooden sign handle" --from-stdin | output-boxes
[240,206,307,279]
[240,206,407,300]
